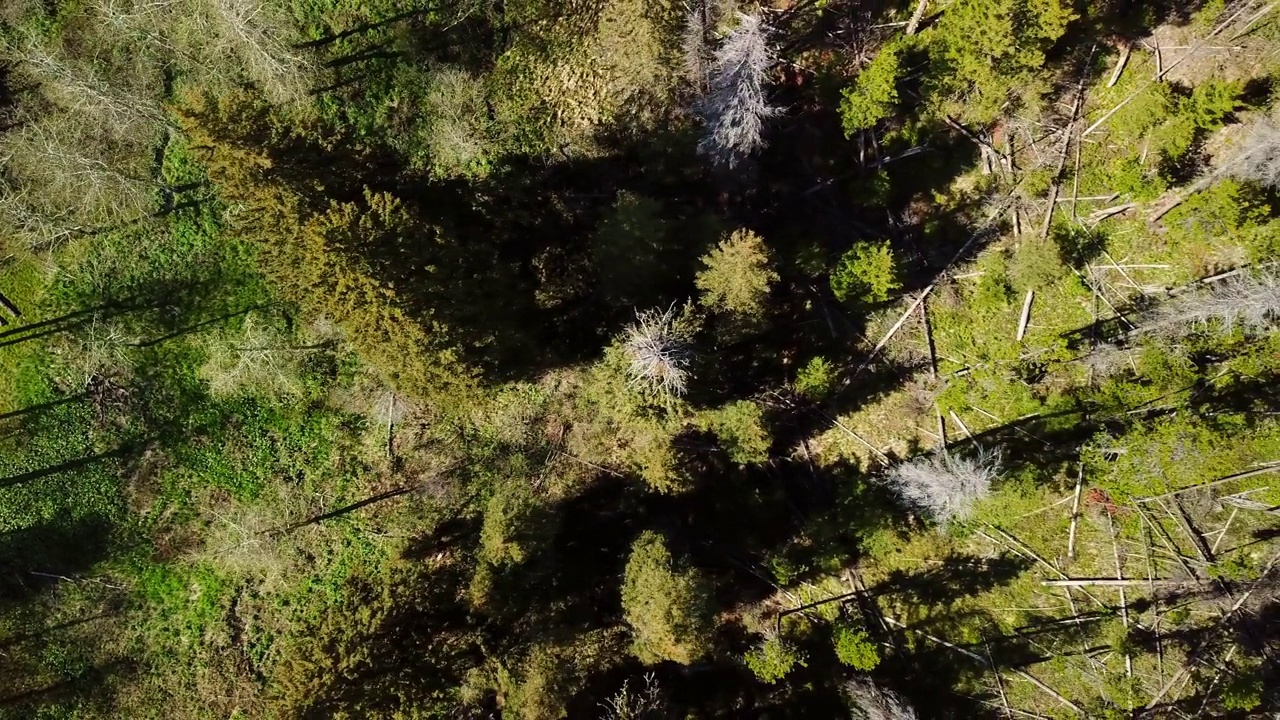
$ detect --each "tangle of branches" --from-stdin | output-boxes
[883,447,1000,523]
[624,305,694,397]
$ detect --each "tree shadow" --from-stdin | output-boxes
[272,559,484,718]
[0,517,113,602]
[871,552,1032,609]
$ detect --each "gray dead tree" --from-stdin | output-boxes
[599,673,663,720]
[697,12,778,168]
[884,447,1000,524]
[1230,120,1280,189]
[843,679,919,720]
[1147,272,1280,336]
[682,1,714,88]
[625,306,694,396]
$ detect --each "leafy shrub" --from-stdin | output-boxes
[1208,553,1256,582]
[621,531,715,665]
[478,477,557,566]
[1008,240,1070,290]
[504,631,627,720]
[833,625,879,670]
[1222,671,1263,711]
[743,636,803,683]
[795,356,835,399]
[831,241,901,305]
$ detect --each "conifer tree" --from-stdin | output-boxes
[621,531,714,664]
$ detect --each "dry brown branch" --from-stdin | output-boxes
[1145,272,1280,336]
[1228,0,1279,40]
[1106,512,1133,678]
[1146,547,1280,709]
[1041,578,1194,588]
[1137,506,1198,580]
[823,411,890,462]
[1211,508,1238,554]
[1163,498,1214,564]
[904,0,929,35]
[1084,1,1259,137]
[921,299,938,380]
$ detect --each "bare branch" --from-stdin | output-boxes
[624,305,694,396]
[1145,271,1280,335]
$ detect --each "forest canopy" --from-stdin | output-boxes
[2,0,1280,718]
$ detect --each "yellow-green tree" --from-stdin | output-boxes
[174,91,477,402]
[695,229,777,320]
[620,531,714,664]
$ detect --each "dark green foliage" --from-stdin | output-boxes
[593,193,673,310]
[923,0,1076,123]
[4,0,1280,716]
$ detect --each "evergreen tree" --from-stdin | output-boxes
[621,531,715,665]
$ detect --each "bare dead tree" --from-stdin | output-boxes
[1229,120,1280,188]
[697,12,778,168]
[1147,272,1280,336]
[599,673,663,720]
[884,447,1000,523]
[624,305,694,396]
[205,0,314,103]
[843,679,919,720]
[13,43,165,128]
[92,0,312,103]
[1082,341,1134,379]
[682,1,714,88]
